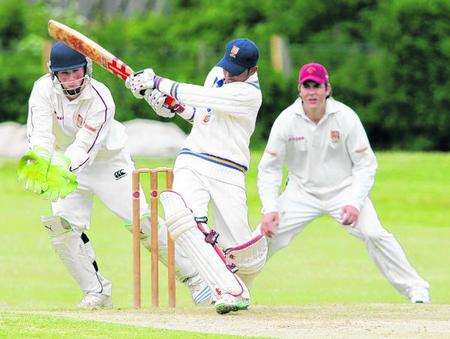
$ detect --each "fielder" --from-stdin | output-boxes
[18,42,210,309]
[125,38,268,306]
[257,62,430,303]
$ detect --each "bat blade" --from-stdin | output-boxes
[47,19,176,107]
[48,19,132,80]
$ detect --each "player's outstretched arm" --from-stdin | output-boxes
[126,69,261,117]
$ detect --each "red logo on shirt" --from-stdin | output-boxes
[288,136,305,141]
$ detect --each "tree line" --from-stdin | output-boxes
[1,0,448,150]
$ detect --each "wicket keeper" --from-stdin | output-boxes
[18,42,209,309]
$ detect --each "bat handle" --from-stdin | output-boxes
[138,86,176,109]
[139,90,177,110]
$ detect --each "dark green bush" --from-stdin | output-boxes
[0,0,448,150]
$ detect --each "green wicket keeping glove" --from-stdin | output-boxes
[42,153,78,202]
[17,146,51,194]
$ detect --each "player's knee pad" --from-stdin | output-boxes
[42,216,95,263]
[41,216,108,294]
[159,191,197,239]
[166,210,196,240]
[42,215,75,237]
[42,216,94,261]
[123,213,197,281]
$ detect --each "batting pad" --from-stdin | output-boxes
[123,217,197,281]
[160,191,249,299]
[41,216,111,296]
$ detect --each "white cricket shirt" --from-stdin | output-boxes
[157,67,262,186]
[258,97,377,213]
[27,75,127,171]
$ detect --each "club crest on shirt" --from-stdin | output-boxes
[74,113,85,128]
[330,130,340,143]
[202,108,212,124]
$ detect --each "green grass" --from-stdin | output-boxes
[0,312,239,338]
[1,152,449,335]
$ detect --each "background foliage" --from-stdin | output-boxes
[1,0,449,150]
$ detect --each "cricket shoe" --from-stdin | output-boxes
[186,274,213,305]
[215,294,250,315]
[78,293,112,309]
[409,288,430,304]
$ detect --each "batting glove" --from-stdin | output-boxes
[144,89,176,118]
[17,146,51,194]
[125,68,156,99]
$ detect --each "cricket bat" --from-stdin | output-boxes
[47,19,175,106]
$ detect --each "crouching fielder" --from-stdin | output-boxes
[258,62,430,303]
[17,42,207,309]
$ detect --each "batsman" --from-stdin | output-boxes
[18,42,211,309]
[125,38,269,308]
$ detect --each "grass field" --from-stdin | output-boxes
[1,151,449,337]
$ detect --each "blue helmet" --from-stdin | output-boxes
[49,42,87,72]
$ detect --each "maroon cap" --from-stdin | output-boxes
[298,63,329,84]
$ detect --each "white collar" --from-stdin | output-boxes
[295,97,339,119]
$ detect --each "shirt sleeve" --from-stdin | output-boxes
[203,67,223,87]
[345,116,378,211]
[173,103,196,124]
[27,83,55,153]
[65,88,115,172]
[174,67,223,122]
[156,78,261,117]
[257,118,287,213]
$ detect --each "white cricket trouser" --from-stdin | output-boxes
[52,149,146,228]
[173,167,252,249]
[269,183,429,298]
